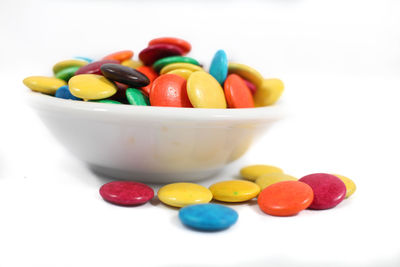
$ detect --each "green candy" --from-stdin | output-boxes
[55,66,80,81]
[153,56,200,72]
[94,99,122,104]
[126,88,149,106]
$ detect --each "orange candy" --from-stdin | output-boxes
[257,181,314,216]
[149,37,191,55]
[224,74,254,108]
[149,74,192,107]
[136,66,159,96]
[103,50,134,62]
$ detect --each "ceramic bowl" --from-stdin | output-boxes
[28,92,283,183]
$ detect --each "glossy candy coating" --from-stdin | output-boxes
[121,59,143,69]
[74,56,93,63]
[95,99,122,104]
[55,66,80,81]
[139,44,184,66]
[136,66,158,96]
[333,174,356,198]
[209,50,228,84]
[53,59,88,74]
[149,37,191,54]
[254,79,284,107]
[75,60,119,76]
[186,71,227,109]
[258,181,314,216]
[126,88,149,106]
[179,204,238,231]
[224,74,254,108]
[158,183,213,208]
[209,180,260,202]
[153,56,200,72]
[102,50,134,62]
[244,79,257,95]
[160,62,202,75]
[228,62,264,89]
[149,74,192,107]
[100,63,150,88]
[99,181,154,206]
[23,76,66,95]
[166,69,193,80]
[68,74,117,100]
[240,164,284,181]
[255,173,297,190]
[55,85,81,100]
[299,173,347,210]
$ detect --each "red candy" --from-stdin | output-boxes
[139,44,184,66]
[243,79,257,95]
[150,74,192,107]
[102,50,134,62]
[149,37,192,55]
[75,60,119,75]
[224,74,255,108]
[299,173,346,210]
[99,181,154,206]
[136,66,159,96]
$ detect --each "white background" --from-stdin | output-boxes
[1,0,400,266]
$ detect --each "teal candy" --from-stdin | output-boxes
[74,56,93,63]
[153,56,200,72]
[55,66,80,81]
[209,50,228,84]
[126,88,149,106]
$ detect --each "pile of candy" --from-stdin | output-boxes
[23,37,284,108]
[99,164,356,231]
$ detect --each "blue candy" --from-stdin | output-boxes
[55,85,81,100]
[209,50,228,84]
[179,203,238,231]
[74,56,93,63]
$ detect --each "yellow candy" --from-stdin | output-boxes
[240,164,284,181]
[166,69,193,80]
[187,71,227,108]
[255,173,297,190]
[228,62,264,88]
[157,183,213,208]
[121,59,143,69]
[209,180,260,202]
[23,76,66,95]
[160,63,203,74]
[53,59,88,74]
[68,74,117,100]
[333,174,356,198]
[254,79,284,107]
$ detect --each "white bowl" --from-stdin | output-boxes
[28,92,283,183]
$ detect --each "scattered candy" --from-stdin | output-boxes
[68,74,117,100]
[150,74,192,107]
[55,66,80,81]
[139,44,183,66]
[224,74,254,108]
[209,50,228,84]
[209,180,260,202]
[149,37,192,55]
[332,174,356,198]
[240,164,284,181]
[255,173,297,190]
[23,76,66,95]
[53,59,88,74]
[99,181,154,206]
[126,88,149,106]
[153,56,200,72]
[100,63,150,88]
[158,183,213,208]
[136,66,158,95]
[228,62,264,89]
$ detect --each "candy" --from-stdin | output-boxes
[23,76,66,95]
[53,59,88,74]
[244,79,257,95]
[160,62,203,75]
[253,79,284,107]
[299,173,346,210]
[150,74,192,107]
[224,74,254,108]
[139,44,184,66]
[179,204,238,231]
[55,85,81,100]
[332,174,356,198]
[99,181,154,206]
[153,56,200,72]
[209,180,260,202]
[158,183,213,208]
[258,181,314,216]
[166,69,193,80]
[102,50,134,62]
[68,74,117,100]
[100,63,150,88]
[136,66,158,95]
[228,62,264,89]
[255,173,297,190]
[126,88,149,106]
[240,164,284,181]
[75,60,119,76]
[74,56,93,63]
[121,59,143,69]
[209,50,228,84]
[186,71,227,108]
[95,99,122,104]
[149,37,191,55]
[55,66,80,81]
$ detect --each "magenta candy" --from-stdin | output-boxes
[75,59,119,75]
[299,173,346,210]
[99,181,154,206]
[139,44,184,66]
[243,79,257,95]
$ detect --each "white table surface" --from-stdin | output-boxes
[1,0,400,266]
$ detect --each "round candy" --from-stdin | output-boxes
[102,50,134,62]
[94,99,122,104]
[74,56,93,63]
[75,60,119,76]
[228,62,264,89]
[224,74,254,108]
[55,66,80,81]
[244,79,257,95]
[126,88,149,106]
[68,74,117,100]
[150,74,192,107]
[332,174,356,198]
[258,181,314,216]
[160,62,202,75]
[153,56,200,72]
[299,173,347,210]
[149,37,191,54]
[100,63,150,88]
[179,204,238,231]
[186,71,227,109]
[240,164,284,181]
[99,181,154,206]
[166,69,193,80]
[136,66,159,96]
[209,49,228,84]
[23,76,67,95]
[255,173,297,190]
[139,44,184,66]
[121,59,143,69]
[55,85,81,100]
[158,183,213,208]
[254,79,284,107]
[209,180,260,202]
[53,59,88,74]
